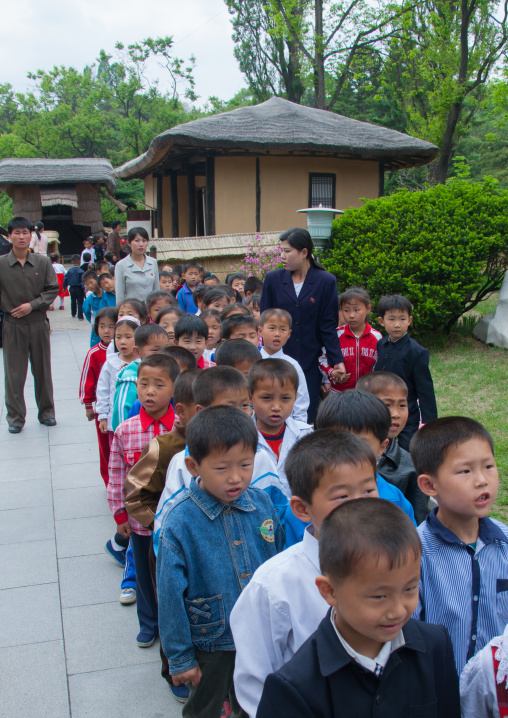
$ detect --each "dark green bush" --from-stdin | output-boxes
[322,177,508,335]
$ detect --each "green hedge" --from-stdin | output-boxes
[322,177,508,335]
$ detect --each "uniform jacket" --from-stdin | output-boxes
[96,353,129,431]
[377,438,429,525]
[111,358,140,431]
[0,251,58,321]
[63,265,85,289]
[156,477,284,675]
[177,282,198,314]
[257,612,460,718]
[319,322,382,391]
[374,333,437,425]
[114,254,159,305]
[260,266,344,372]
[79,341,107,408]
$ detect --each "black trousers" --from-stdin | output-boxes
[182,649,247,718]
[69,286,85,319]
[304,362,323,424]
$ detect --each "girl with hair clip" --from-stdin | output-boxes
[114,227,159,304]
[29,221,49,255]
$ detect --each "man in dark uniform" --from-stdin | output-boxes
[0,217,59,433]
[106,220,122,262]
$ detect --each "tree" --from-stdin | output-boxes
[226,0,412,110]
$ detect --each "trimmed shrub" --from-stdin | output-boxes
[322,177,508,335]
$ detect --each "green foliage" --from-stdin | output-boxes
[0,191,13,228]
[322,177,508,334]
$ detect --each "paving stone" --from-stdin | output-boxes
[55,514,113,558]
[58,553,124,608]
[50,441,99,466]
[0,455,51,483]
[0,477,53,511]
[0,437,49,460]
[0,506,54,545]
[0,583,62,647]
[0,540,57,589]
[53,486,109,521]
[0,640,70,718]
[52,461,102,491]
[49,423,96,446]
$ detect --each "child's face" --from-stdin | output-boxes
[97,318,116,345]
[208,387,251,415]
[378,310,413,341]
[292,460,378,536]
[259,316,291,352]
[138,334,170,359]
[183,267,200,288]
[205,317,221,348]
[251,377,296,434]
[149,298,170,322]
[158,312,179,344]
[250,305,261,322]
[159,276,173,292]
[115,325,136,357]
[97,265,109,275]
[342,299,371,334]
[204,276,219,287]
[84,240,92,249]
[137,366,174,419]
[186,444,255,504]
[174,400,197,427]
[318,551,421,658]
[207,297,229,313]
[374,385,409,439]
[177,331,206,360]
[231,278,245,295]
[172,275,181,291]
[229,324,259,347]
[118,303,140,320]
[419,438,498,525]
[100,276,115,293]
[354,429,388,459]
[84,278,100,294]
[233,359,257,379]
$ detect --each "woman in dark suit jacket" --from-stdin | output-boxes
[260,228,345,423]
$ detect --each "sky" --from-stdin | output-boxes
[0,0,247,104]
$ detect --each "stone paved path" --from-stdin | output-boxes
[0,309,182,717]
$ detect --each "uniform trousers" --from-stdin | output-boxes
[2,316,55,428]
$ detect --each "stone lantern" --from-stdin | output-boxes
[297,205,344,249]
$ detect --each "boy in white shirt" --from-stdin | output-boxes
[231,429,380,717]
[258,308,310,423]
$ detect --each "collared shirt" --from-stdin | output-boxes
[107,405,175,534]
[415,509,508,673]
[177,282,198,314]
[231,526,326,718]
[260,347,310,422]
[114,254,159,305]
[0,250,58,320]
[330,608,405,676]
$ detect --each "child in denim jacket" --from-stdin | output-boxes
[157,405,284,718]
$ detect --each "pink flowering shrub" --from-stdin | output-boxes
[231,235,282,279]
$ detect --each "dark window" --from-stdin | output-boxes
[309,173,336,208]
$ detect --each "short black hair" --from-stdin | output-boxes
[319,499,422,581]
[173,368,201,406]
[220,303,251,322]
[146,290,175,311]
[83,270,98,283]
[193,284,210,302]
[377,294,413,317]
[202,288,229,308]
[215,339,262,368]
[244,294,261,311]
[93,306,118,336]
[285,430,377,503]
[134,323,169,349]
[138,353,180,383]
[244,277,263,295]
[217,284,237,301]
[200,308,221,323]
[356,371,408,396]
[221,314,258,340]
[186,405,258,465]
[111,220,121,229]
[410,416,494,477]
[71,254,80,263]
[8,217,32,233]
[155,306,184,324]
[227,272,248,285]
[159,270,172,278]
[316,390,391,444]
[248,358,299,394]
[118,298,148,323]
[160,345,197,370]
[340,287,372,308]
[182,261,200,273]
[98,272,113,285]
[82,252,92,263]
[259,308,292,328]
[174,315,208,341]
[193,366,248,407]
[95,260,110,272]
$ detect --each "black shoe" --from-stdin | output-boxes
[8,425,22,434]
[42,418,57,427]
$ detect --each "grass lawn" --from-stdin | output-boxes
[430,299,508,520]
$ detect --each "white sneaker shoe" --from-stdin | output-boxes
[119,587,137,605]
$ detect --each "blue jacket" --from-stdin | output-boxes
[83,292,103,346]
[99,291,116,308]
[157,477,284,674]
[260,266,344,371]
[258,610,460,718]
[63,266,84,289]
[177,283,198,314]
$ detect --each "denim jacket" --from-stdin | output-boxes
[156,477,284,674]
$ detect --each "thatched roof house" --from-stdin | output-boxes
[0,158,116,255]
[115,97,438,240]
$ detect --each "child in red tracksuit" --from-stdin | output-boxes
[319,287,382,392]
[79,307,118,486]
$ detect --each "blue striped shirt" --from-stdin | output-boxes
[415,509,508,673]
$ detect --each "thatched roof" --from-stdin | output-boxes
[153,231,281,262]
[115,97,438,179]
[0,158,116,193]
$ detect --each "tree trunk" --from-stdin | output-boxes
[314,0,326,108]
[434,101,463,183]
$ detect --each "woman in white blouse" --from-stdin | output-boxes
[114,227,159,305]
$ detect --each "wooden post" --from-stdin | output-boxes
[187,171,196,237]
[170,171,179,238]
[205,154,216,236]
[156,174,163,237]
[256,157,261,233]
[378,161,385,197]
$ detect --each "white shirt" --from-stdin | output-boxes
[80,247,96,264]
[231,527,327,718]
[293,281,304,297]
[260,347,310,423]
[460,633,505,718]
[95,353,128,431]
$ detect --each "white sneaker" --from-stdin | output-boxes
[119,588,137,605]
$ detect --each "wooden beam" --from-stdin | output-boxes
[378,161,385,197]
[156,174,163,237]
[187,171,196,237]
[256,157,261,233]
[205,154,215,236]
[170,171,179,238]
